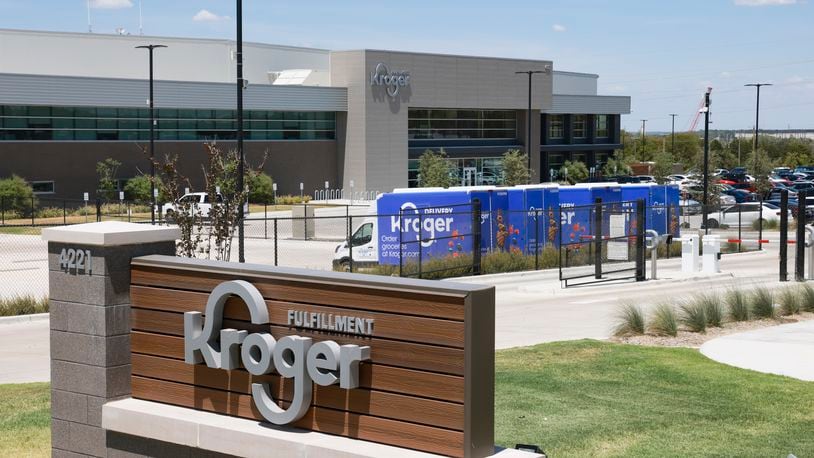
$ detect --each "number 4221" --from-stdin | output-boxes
[59,248,92,274]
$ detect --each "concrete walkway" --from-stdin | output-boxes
[700,320,814,382]
[0,316,49,383]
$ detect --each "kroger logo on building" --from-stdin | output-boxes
[370,63,410,97]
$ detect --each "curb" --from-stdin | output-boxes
[0,312,49,326]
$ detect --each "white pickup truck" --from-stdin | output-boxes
[160,192,249,220]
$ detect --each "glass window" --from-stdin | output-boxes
[573,115,587,138]
[549,115,564,139]
[596,115,609,138]
[352,223,374,246]
[408,108,515,140]
[31,181,55,194]
[0,105,334,142]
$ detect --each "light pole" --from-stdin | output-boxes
[702,90,711,234]
[640,119,647,161]
[236,0,246,263]
[745,83,772,169]
[516,70,545,183]
[135,44,167,225]
[669,114,678,154]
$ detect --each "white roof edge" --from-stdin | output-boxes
[331,49,553,65]
[0,28,331,54]
[553,70,599,79]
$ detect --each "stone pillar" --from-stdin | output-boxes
[43,222,179,457]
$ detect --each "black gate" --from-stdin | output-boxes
[558,199,646,287]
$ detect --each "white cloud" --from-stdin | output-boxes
[193,9,230,22]
[89,0,133,9]
[733,0,797,6]
[552,24,567,32]
[720,71,732,78]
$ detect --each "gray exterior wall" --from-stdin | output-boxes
[0,28,330,85]
[0,140,337,200]
[547,95,630,115]
[330,50,553,192]
[0,73,347,111]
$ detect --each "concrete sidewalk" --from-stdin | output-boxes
[700,320,814,382]
[0,317,49,383]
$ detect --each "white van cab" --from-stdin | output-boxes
[159,192,249,220]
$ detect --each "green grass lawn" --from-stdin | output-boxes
[496,340,814,457]
[0,383,50,457]
[3,342,813,457]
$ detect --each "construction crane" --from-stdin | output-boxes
[688,87,712,131]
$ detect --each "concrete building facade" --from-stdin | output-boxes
[0,28,630,200]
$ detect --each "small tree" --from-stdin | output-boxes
[247,171,275,203]
[750,148,774,198]
[0,175,35,215]
[123,175,166,202]
[652,149,674,183]
[96,158,121,201]
[603,151,633,177]
[560,160,589,185]
[502,149,531,186]
[417,149,453,188]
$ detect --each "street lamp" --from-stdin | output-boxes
[236,0,246,263]
[135,44,167,225]
[516,70,546,183]
[744,83,772,163]
[669,114,678,154]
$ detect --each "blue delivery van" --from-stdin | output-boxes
[618,184,680,236]
[333,188,507,268]
[558,183,622,246]
[506,184,561,253]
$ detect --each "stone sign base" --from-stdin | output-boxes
[103,399,544,458]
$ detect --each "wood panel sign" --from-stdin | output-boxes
[128,255,495,458]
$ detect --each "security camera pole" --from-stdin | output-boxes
[135,44,167,225]
[516,70,546,183]
[702,91,711,234]
[745,83,772,172]
[236,0,245,263]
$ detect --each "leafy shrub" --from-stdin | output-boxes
[725,288,749,322]
[800,283,814,313]
[0,295,48,317]
[276,195,312,205]
[751,218,778,231]
[0,175,36,215]
[36,207,64,219]
[679,300,707,333]
[648,303,678,337]
[247,172,275,203]
[750,286,776,319]
[778,287,801,316]
[481,251,535,273]
[123,175,166,202]
[613,302,646,337]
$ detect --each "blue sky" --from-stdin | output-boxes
[1,0,812,132]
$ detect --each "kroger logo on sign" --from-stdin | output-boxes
[370,63,410,98]
[391,202,454,248]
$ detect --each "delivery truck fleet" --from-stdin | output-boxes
[333,183,680,269]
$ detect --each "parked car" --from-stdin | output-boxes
[719,194,737,206]
[704,202,792,228]
[159,192,250,220]
[680,199,702,215]
[722,188,755,203]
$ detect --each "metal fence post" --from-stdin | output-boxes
[535,209,540,270]
[738,203,742,253]
[273,218,278,267]
[303,202,308,241]
[796,190,807,281]
[594,198,603,280]
[264,201,268,240]
[473,199,482,276]
[1,196,4,225]
[417,212,423,279]
[63,200,67,225]
[95,198,102,222]
[399,207,404,278]
[31,195,35,226]
[780,190,789,282]
[348,214,354,273]
[636,199,646,282]
[759,195,764,251]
